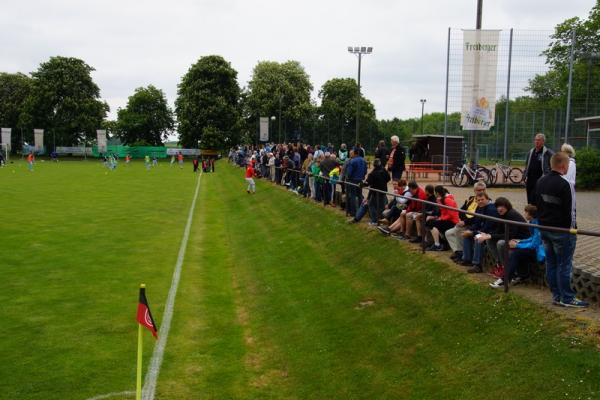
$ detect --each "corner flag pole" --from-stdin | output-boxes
[136,284,145,400]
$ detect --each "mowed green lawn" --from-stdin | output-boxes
[159,163,600,399]
[2,159,600,400]
[0,159,198,399]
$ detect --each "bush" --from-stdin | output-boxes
[576,147,600,189]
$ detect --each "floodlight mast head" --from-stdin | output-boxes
[347,46,374,54]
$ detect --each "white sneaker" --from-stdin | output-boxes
[489,278,504,289]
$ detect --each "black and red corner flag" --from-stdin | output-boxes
[137,285,158,339]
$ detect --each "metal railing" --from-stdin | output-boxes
[256,162,600,294]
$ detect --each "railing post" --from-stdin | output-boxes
[421,210,427,254]
[503,222,510,293]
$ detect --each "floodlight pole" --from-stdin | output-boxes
[278,94,283,144]
[356,53,362,146]
[565,29,576,143]
[348,46,373,146]
[420,99,427,134]
[470,0,483,164]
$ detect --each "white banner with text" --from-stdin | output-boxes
[461,29,500,131]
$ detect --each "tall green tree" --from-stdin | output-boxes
[0,72,32,151]
[318,77,376,146]
[175,55,242,149]
[19,56,108,148]
[527,2,600,116]
[116,85,174,146]
[244,60,314,143]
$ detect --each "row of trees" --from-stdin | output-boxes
[3,3,597,152]
[0,55,439,152]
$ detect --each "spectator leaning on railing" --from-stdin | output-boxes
[345,148,368,217]
[349,158,390,225]
[320,152,337,206]
[445,181,487,263]
[535,151,588,308]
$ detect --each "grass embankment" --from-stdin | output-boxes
[158,163,600,399]
[0,160,198,399]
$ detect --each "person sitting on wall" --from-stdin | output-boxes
[461,191,499,273]
[382,181,426,241]
[425,186,460,251]
[490,205,545,289]
[377,179,411,234]
[476,197,530,278]
[445,181,487,263]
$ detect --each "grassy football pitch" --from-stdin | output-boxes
[1,159,600,400]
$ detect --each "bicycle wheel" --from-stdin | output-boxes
[477,167,492,186]
[450,171,460,186]
[489,168,498,186]
[508,167,523,184]
[455,171,469,187]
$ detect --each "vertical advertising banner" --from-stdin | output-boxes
[34,129,44,152]
[97,129,107,153]
[259,117,269,142]
[461,30,500,131]
[1,128,11,151]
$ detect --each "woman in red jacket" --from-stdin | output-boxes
[427,185,459,251]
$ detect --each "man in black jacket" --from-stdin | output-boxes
[525,133,553,205]
[477,197,530,270]
[349,159,390,225]
[535,152,587,308]
[387,135,406,181]
[319,152,337,206]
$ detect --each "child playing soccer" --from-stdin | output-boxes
[27,152,35,172]
[245,161,256,194]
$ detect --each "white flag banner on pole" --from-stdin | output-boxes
[1,128,11,150]
[259,117,269,142]
[34,129,44,152]
[461,29,500,131]
[97,129,107,153]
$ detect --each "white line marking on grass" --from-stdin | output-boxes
[142,172,203,400]
[86,390,135,400]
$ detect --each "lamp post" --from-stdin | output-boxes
[420,99,427,134]
[270,116,276,142]
[278,94,283,144]
[347,46,373,146]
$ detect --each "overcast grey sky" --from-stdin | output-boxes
[0,0,595,122]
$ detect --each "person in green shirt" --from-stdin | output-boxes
[311,159,323,202]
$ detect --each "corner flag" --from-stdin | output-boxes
[137,285,158,339]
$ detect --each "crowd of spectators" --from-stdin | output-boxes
[229,132,589,308]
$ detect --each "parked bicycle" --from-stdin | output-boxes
[450,161,492,187]
[488,161,523,185]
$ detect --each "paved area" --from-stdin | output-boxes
[447,185,600,270]
[381,178,600,271]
